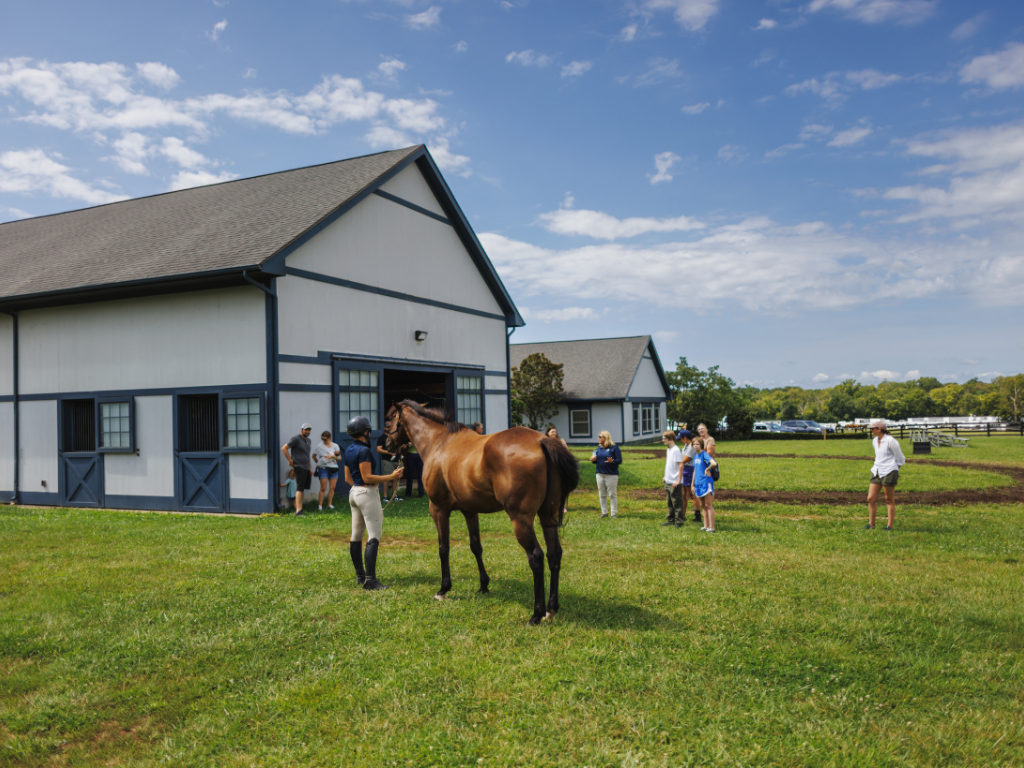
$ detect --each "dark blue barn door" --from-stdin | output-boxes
[178,454,226,512]
[62,455,103,507]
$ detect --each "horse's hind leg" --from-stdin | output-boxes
[541,523,562,618]
[430,502,453,599]
[463,512,490,594]
[511,518,546,625]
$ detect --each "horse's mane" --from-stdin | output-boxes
[399,400,468,434]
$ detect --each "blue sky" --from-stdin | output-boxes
[1,0,1022,388]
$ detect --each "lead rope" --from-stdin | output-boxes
[380,455,405,514]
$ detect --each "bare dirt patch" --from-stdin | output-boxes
[625,455,1024,507]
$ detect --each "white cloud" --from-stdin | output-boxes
[807,0,936,25]
[2,205,33,220]
[453,40,468,53]
[717,144,748,163]
[813,373,830,382]
[159,137,209,168]
[754,18,778,30]
[846,68,902,89]
[242,67,257,79]
[381,97,444,131]
[0,148,127,205]
[765,143,805,159]
[538,206,704,240]
[959,43,1024,91]
[905,370,921,379]
[169,169,238,191]
[950,13,988,41]
[429,137,471,175]
[861,370,900,381]
[828,121,873,147]
[785,77,845,103]
[521,306,597,322]
[642,0,721,32]
[377,57,407,81]
[506,50,553,68]
[682,102,709,114]
[799,124,833,141]
[648,151,683,184]
[364,125,411,148]
[404,6,441,29]
[207,19,228,41]
[109,132,150,174]
[135,62,180,89]
[753,50,776,67]
[619,24,638,41]
[634,58,682,87]
[561,61,592,78]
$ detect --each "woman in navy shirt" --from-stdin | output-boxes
[590,430,623,518]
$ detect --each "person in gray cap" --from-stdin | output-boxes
[281,423,313,515]
[866,419,905,530]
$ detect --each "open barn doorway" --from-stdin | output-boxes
[383,368,449,414]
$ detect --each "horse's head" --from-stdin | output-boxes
[383,403,408,453]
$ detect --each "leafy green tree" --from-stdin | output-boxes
[667,357,754,437]
[510,352,564,431]
[993,374,1024,421]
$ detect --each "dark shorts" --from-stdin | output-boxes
[294,468,312,491]
[681,469,694,487]
[870,470,899,487]
[316,466,339,480]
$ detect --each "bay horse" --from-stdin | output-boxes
[384,401,579,625]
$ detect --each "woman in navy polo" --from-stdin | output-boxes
[590,430,622,518]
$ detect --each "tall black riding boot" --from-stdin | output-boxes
[362,538,389,591]
[349,541,366,586]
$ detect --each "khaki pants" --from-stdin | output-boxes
[596,474,618,516]
[349,486,383,541]
[664,482,685,521]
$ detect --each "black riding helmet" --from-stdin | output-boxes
[346,415,372,437]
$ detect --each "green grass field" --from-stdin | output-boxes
[2,440,1023,767]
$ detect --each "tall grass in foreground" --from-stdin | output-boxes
[1,466,1022,766]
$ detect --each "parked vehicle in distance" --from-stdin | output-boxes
[753,422,771,433]
[770,423,798,433]
[781,420,822,434]
[802,420,836,434]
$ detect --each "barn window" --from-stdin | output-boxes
[632,403,640,435]
[98,399,134,452]
[223,395,264,452]
[62,399,96,453]
[339,369,379,431]
[654,405,661,432]
[570,408,591,438]
[642,404,654,433]
[456,376,482,427]
[179,394,219,452]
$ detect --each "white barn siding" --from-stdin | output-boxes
[18,287,266,396]
[19,400,57,494]
[229,454,268,500]
[279,362,332,387]
[286,193,504,317]
[104,396,174,499]
[0,402,13,493]
[592,403,624,444]
[0,314,12,397]
[277,275,507,371]
[485,395,509,433]
[378,165,447,217]
[628,356,666,400]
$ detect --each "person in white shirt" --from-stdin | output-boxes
[661,431,686,527]
[866,419,906,530]
[313,431,342,511]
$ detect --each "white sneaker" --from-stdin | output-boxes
[701,527,708,531]
[599,513,608,518]
[318,505,322,511]
[328,504,335,510]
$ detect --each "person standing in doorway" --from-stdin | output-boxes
[590,431,622,518]
[281,423,313,515]
[314,430,341,511]
[345,416,404,590]
[403,443,425,499]
[376,432,401,503]
[866,419,905,530]
[661,430,685,527]
[677,428,701,522]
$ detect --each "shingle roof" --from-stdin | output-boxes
[510,336,661,400]
[0,146,421,301]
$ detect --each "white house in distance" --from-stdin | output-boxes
[510,336,672,445]
[0,146,523,514]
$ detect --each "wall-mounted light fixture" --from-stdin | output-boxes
[414,330,428,342]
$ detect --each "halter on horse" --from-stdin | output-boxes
[385,401,579,625]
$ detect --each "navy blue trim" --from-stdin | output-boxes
[18,491,61,506]
[412,152,525,327]
[20,383,267,402]
[96,396,135,453]
[280,384,333,393]
[267,282,280,510]
[485,369,508,377]
[622,397,668,404]
[105,495,176,511]
[484,389,508,396]
[506,327,514,428]
[279,350,487,372]
[568,404,593,439]
[372,189,452,226]
[228,497,273,515]
[0,395,12,403]
[2,310,17,503]
[563,397,629,403]
[220,391,267,453]
[284,267,507,322]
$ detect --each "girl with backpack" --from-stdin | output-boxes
[691,437,719,533]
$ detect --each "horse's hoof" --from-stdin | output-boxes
[433,593,447,601]
[477,586,490,595]
[528,616,542,626]
[542,611,556,622]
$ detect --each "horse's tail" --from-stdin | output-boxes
[541,437,580,527]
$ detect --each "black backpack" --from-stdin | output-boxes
[707,454,720,482]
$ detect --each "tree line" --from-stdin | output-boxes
[510,351,1023,436]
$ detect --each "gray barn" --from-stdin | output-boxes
[0,146,522,513]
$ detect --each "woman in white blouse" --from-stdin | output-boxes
[866,419,906,530]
